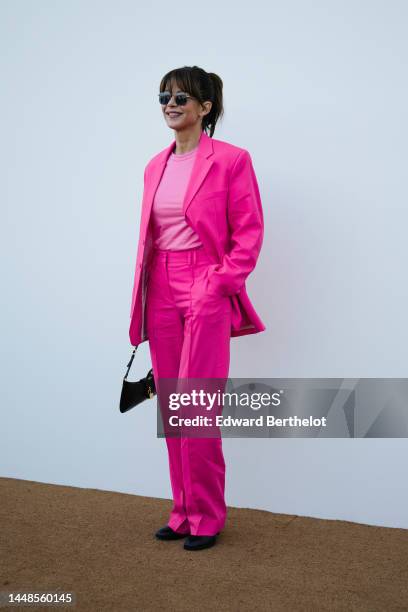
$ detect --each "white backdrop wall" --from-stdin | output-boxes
[2,0,407,528]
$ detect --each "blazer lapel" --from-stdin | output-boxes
[182,131,214,217]
[142,131,215,230]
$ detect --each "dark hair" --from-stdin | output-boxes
[159,66,224,137]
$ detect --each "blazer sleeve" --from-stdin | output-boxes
[207,149,264,297]
[129,165,149,318]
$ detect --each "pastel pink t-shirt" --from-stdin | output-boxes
[151,143,203,250]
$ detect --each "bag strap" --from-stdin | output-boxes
[123,345,138,381]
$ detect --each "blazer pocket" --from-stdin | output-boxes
[194,189,228,202]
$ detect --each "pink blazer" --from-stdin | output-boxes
[129,130,266,346]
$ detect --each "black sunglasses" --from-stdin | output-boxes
[158,91,195,106]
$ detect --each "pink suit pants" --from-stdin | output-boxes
[146,244,232,536]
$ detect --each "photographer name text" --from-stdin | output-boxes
[167,415,327,428]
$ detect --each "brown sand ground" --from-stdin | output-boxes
[1,477,407,611]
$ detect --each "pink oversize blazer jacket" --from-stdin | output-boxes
[129,130,266,346]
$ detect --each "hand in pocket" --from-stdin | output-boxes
[191,264,230,314]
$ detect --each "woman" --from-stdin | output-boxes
[129,65,266,551]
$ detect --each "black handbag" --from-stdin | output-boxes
[119,345,156,413]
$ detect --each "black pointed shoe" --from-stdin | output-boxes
[155,525,190,540]
[183,534,219,551]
